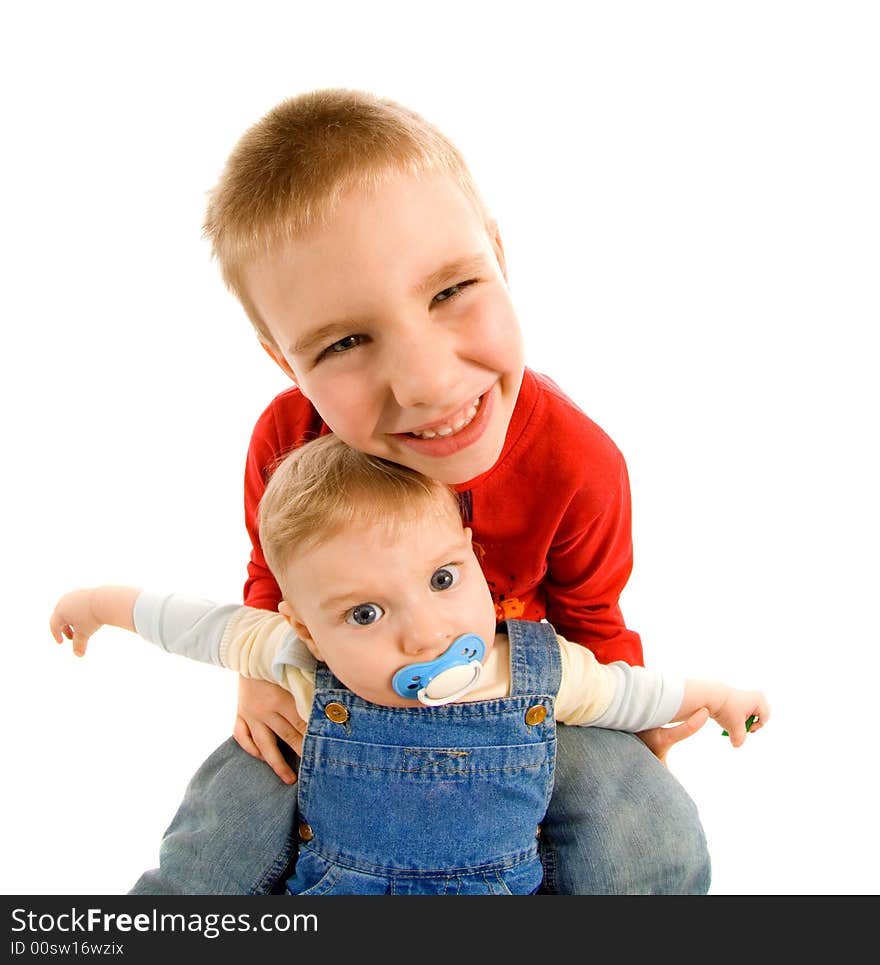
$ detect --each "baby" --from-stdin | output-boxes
[50,435,769,894]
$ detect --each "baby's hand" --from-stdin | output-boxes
[713,689,770,747]
[50,588,104,656]
[50,586,139,656]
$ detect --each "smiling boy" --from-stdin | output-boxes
[243,170,522,487]
[128,89,712,894]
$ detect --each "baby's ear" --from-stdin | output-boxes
[259,341,300,386]
[278,601,322,659]
[468,528,487,561]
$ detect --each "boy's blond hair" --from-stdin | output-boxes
[204,88,492,347]
[258,434,462,586]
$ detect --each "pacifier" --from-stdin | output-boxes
[391,633,486,706]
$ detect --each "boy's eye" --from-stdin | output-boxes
[317,334,366,361]
[432,280,475,304]
[430,565,462,591]
[345,602,385,626]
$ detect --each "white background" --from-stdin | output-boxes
[3,1,877,896]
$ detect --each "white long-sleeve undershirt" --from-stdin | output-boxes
[134,591,683,731]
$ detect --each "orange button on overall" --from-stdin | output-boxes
[324,702,349,723]
[525,705,547,726]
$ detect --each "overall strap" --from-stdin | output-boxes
[313,660,347,693]
[503,620,562,697]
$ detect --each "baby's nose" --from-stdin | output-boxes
[399,615,451,656]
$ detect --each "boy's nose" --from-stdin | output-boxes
[387,335,462,410]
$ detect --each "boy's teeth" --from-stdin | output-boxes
[409,396,481,439]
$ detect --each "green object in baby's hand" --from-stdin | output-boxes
[721,714,757,737]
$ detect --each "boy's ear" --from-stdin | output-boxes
[488,221,509,283]
[278,600,323,660]
[259,341,300,385]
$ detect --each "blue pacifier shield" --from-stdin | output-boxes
[391,633,486,706]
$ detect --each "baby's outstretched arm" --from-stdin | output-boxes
[556,639,769,751]
[50,587,310,784]
[49,586,140,656]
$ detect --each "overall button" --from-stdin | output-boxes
[298,822,314,842]
[325,702,349,723]
[525,705,547,726]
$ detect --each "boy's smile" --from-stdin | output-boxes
[243,170,525,485]
[394,385,495,459]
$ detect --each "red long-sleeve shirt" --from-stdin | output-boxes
[243,367,643,666]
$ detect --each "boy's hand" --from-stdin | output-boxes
[49,588,104,656]
[234,676,306,785]
[637,709,710,765]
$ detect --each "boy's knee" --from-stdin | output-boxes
[128,738,300,895]
[545,726,711,894]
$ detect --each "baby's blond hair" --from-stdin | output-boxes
[258,434,462,588]
[204,88,492,347]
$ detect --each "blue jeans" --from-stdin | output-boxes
[541,725,710,893]
[129,726,710,895]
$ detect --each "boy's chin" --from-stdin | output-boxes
[393,433,506,485]
[433,446,505,487]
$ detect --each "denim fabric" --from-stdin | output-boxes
[129,736,299,895]
[284,620,559,895]
[130,623,711,896]
[539,725,710,894]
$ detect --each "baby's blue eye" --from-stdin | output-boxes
[430,565,461,591]
[346,603,385,626]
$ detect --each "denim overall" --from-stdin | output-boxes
[285,619,560,895]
